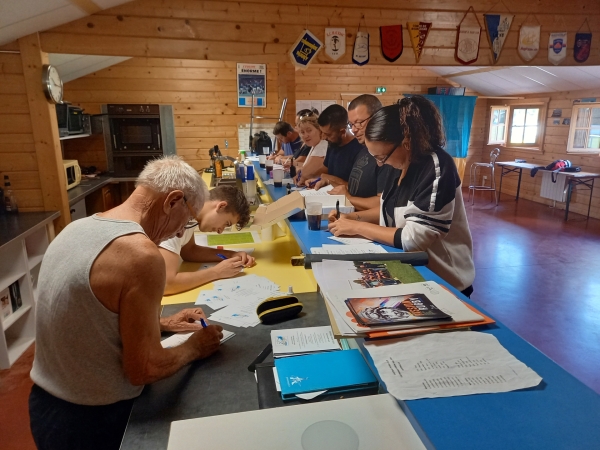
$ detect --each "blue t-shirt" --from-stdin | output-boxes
[283,136,303,156]
[323,138,363,181]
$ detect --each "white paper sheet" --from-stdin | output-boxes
[167,393,426,450]
[365,331,542,400]
[310,243,387,254]
[160,329,236,348]
[328,236,373,245]
[197,275,282,328]
[299,185,334,196]
[271,326,341,357]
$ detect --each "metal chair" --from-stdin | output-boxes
[468,148,500,205]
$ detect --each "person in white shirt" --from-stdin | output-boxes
[294,114,328,186]
[159,185,255,295]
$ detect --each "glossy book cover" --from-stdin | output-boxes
[275,349,378,399]
[345,294,451,327]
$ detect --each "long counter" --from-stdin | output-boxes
[121,163,600,450]
[67,175,137,206]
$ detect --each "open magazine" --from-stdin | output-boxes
[345,294,451,327]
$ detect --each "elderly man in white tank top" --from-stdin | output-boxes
[29,156,224,450]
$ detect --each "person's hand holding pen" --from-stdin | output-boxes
[188,317,223,359]
[216,252,256,268]
[304,177,325,190]
[211,254,246,279]
[160,308,207,332]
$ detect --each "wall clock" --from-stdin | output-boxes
[42,64,63,104]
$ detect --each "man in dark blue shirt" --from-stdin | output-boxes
[306,104,363,187]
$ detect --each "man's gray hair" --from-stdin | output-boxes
[136,155,208,213]
[348,94,383,116]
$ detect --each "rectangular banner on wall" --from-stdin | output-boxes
[237,63,266,108]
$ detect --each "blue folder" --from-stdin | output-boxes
[275,349,378,400]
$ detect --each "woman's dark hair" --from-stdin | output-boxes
[365,95,446,161]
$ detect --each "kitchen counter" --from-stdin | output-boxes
[67,176,137,206]
[0,211,60,252]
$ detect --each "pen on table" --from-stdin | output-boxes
[216,253,228,260]
[336,200,340,220]
[308,177,321,188]
[199,318,208,328]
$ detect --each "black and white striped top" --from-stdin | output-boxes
[380,147,475,291]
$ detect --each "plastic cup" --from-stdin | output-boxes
[266,159,274,174]
[273,167,284,187]
[259,154,266,168]
[306,202,323,231]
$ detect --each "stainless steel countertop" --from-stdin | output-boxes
[67,176,137,206]
[0,211,61,252]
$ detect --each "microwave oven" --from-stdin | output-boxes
[63,160,81,190]
[56,104,85,137]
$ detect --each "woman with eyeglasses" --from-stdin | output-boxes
[328,96,475,297]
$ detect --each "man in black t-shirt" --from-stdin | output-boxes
[306,104,363,187]
[309,99,398,211]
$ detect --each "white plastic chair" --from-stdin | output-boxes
[468,148,500,205]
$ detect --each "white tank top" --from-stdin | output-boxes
[31,215,146,405]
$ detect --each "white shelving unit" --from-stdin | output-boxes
[0,223,52,369]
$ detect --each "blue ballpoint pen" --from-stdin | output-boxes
[308,177,321,188]
[216,253,228,260]
[200,318,208,328]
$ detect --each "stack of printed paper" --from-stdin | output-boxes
[364,331,542,400]
[321,281,483,337]
[195,274,283,328]
[310,243,388,254]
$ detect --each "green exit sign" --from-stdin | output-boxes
[376,86,387,94]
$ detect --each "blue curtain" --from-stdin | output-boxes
[421,95,477,159]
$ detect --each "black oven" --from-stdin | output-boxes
[102,104,176,176]
[108,105,162,152]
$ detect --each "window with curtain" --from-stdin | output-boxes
[488,106,508,145]
[568,104,600,154]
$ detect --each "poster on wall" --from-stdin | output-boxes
[325,28,346,60]
[518,24,540,62]
[289,29,323,70]
[380,25,403,62]
[548,32,567,65]
[574,33,592,63]
[407,22,432,63]
[484,14,514,63]
[237,63,266,108]
[455,26,481,65]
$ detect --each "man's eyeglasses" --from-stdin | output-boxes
[368,145,398,164]
[182,196,199,229]
[348,114,373,130]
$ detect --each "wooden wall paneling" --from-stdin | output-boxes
[0,50,42,213]
[18,33,70,229]
[63,58,283,170]
[480,89,600,219]
[40,0,600,66]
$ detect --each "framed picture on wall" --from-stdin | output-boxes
[237,63,266,108]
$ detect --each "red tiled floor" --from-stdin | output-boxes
[466,190,600,394]
[0,343,36,450]
[0,193,598,449]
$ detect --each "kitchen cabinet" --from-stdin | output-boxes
[70,198,87,221]
[85,182,121,215]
